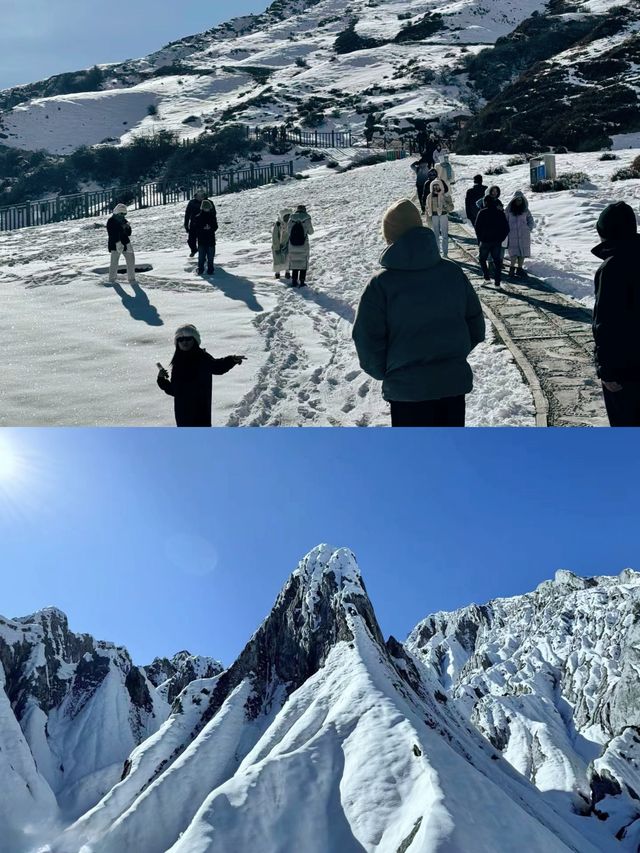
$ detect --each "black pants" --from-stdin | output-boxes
[390,396,466,427]
[479,242,502,285]
[187,231,198,254]
[603,382,640,426]
[291,269,307,285]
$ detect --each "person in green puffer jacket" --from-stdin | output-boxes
[352,198,485,427]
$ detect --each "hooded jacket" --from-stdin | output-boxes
[352,226,485,401]
[592,202,640,382]
[157,347,236,426]
[425,179,454,218]
[272,209,292,271]
[287,209,314,270]
[192,205,218,247]
[506,191,535,257]
[476,186,504,212]
[184,198,203,231]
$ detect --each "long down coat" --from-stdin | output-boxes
[287,211,314,270]
[506,192,535,258]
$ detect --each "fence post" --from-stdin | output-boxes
[26,202,32,227]
[289,160,294,177]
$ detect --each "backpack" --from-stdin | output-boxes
[289,220,306,246]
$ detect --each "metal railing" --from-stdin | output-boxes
[245,126,353,149]
[0,160,295,232]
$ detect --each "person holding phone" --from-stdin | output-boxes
[157,324,246,426]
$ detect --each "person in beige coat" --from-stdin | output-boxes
[272,209,292,280]
[287,204,314,287]
[425,179,454,257]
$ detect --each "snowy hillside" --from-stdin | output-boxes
[0,607,220,853]
[0,0,636,156]
[40,545,616,853]
[408,567,640,850]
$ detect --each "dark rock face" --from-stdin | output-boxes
[196,547,385,730]
[145,652,223,704]
[126,666,154,714]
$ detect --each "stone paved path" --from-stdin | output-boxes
[449,221,607,427]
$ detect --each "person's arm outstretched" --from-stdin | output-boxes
[207,354,247,375]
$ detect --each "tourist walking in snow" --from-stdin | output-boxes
[352,199,485,427]
[193,199,218,276]
[591,201,640,426]
[420,167,448,213]
[425,179,454,257]
[287,204,314,287]
[437,153,455,186]
[476,185,504,212]
[465,175,486,226]
[411,153,432,213]
[272,209,292,280]
[474,196,510,288]
[506,191,535,278]
[156,324,246,427]
[107,204,136,285]
[184,190,206,257]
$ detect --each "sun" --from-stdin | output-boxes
[0,434,19,481]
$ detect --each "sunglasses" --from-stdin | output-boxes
[176,336,195,343]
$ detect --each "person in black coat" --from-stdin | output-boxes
[184,190,206,256]
[591,201,640,426]
[157,324,246,427]
[107,203,136,284]
[192,199,218,275]
[411,154,432,213]
[465,175,487,225]
[474,196,510,288]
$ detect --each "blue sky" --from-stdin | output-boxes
[1,428,638,668]
[1,1,267,89]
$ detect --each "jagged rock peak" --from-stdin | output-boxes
[293,544,364,596]
[15,605,69,625]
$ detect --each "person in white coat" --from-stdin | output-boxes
[506,191,535,277]
[107,203,136,284]
[425,179,454,257]
[287,204,314,287]
[272,209,292,280]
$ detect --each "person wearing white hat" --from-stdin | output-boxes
[272,208,292,280]
[107,204,136,284]
[156,324,246,426]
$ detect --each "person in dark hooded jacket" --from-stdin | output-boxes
[591,201,640,426]
[352,199,485,427]
[192,199,218,275]
[474,196,510,288]
[157,324,246,426]
[184,190,206,256]
[465,175,487,225]
[411,154,432,213]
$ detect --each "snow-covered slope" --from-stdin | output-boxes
[408,567,640,849]
[1,0,631,156]
[35,546,622,853]
[0,607,219,852]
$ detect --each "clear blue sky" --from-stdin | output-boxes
[1,428,637,668]
[1,1,268,90]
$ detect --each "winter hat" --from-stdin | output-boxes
[382,199,422,245]
[113,203,128,215]
[201,199,214,211]
[473,174,483,185]
[597,201,638,240]
[174,324,201,345]
[296,204,307,213]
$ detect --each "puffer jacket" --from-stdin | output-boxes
[353,226,485,401]
[287,211,314,270]
[506,192,535,257]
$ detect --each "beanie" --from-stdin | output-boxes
[113,203,128,215]
[382,199,423,245]
[174,324,201,345]
[597,201,637,240]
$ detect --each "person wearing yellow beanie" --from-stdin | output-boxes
[353,199,485,427]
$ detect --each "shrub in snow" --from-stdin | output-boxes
[486,164,508,175]
[334,20,386,54]
[599,152,619,161]
[532,172,589,192]
[611,167,640,182]
[295,57,309,69]
[507,155,528,166]
[147,104,158,117]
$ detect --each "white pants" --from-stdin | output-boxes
[431,215,449,256]
[109,241,136,283]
